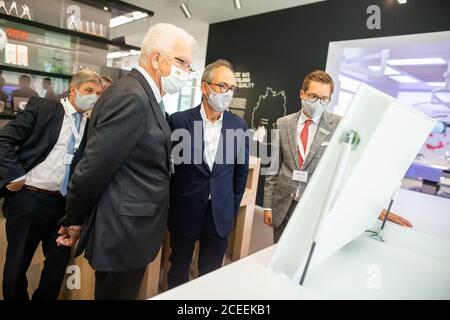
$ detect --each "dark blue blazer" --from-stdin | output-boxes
[168,105,249,238]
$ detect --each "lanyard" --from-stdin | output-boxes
[60,98,87,152]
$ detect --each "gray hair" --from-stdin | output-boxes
[69,69,102,88]
[139,23,196,66]
[201,59,235,83]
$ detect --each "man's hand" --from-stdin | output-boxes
[6,179,25,192]
[378,209,413,228]
[264,210,273,227]
[56,225,82,247]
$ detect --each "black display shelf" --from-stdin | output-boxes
[75,0,154,18]
[0,113,16,120]
[0,12,140,51]
[0,65,72,80]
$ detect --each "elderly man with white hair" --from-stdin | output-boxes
[56,23,196,300]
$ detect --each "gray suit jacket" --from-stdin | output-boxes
[66,68,172,272]
[263,111,341,228]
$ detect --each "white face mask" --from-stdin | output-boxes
[75,88,97,112]
[206,84,233,113]
[161,64,189,94]
[301,99,327,121]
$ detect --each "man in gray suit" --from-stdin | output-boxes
[56,23,196,299]
[264,70,412,243]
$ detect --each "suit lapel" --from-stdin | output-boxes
[211,111,229,174]
[302,112,333,169]
[128,68,172,154]
[189,106,210,174]
[286,111,301,170]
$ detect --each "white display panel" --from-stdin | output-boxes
[268,83,436,284]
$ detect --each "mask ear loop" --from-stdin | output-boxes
[205,83,214,98]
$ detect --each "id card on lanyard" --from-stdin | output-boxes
[61,98,87,154]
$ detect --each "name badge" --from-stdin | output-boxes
[293,170,308,183]
[321,141,329,147]
[64,154,74,165]
[319,127,330,135]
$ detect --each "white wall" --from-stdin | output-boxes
[110,1,210,113]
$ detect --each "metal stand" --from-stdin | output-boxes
[368,183,401,242]
[299,130,360,286]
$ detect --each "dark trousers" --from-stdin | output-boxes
[2,189,70,300]
[94,267,146,300]
[273,200,298,244]
[168,201,228,289]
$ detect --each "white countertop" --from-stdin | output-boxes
[152,189,450,300]
[388,188,450,241]
[153,245,321,300]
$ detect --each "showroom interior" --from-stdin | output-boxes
[0,0,449,300]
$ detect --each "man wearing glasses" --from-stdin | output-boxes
[264,70,412,243]
[56,23,196,300]
[167,59,249,289]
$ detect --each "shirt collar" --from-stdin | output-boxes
[135,65,162,103]
[299,110,320,126]
[61,97,78,116]
[200,103,223,124]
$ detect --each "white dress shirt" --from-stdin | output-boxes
[200,103,223,171]
[18,98,87,191]
[135,65,162,104]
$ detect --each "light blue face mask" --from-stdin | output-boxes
[207,84,233,113]
[301,99,327,121]
[75,89,97,111]
[161,64,189,94]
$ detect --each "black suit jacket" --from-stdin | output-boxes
[0,97,85,197]
[66,68,172,272]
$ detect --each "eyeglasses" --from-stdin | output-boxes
[206,82,239,94]
[305,92,330,105]
[173,57,195,73]
[160,51,194,73]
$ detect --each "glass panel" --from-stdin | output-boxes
[0,18,133,77]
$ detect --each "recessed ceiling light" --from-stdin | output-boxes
[110,12,149,28]
[389,75,419,83]
[387,57,447,66]
[368,65,401,75]
[180,3,192,18]
[397,0,407,4]
[103,6,108,11]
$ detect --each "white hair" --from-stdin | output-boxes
[139,23,196,66]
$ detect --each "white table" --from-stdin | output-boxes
[153,245,321,300]
[152,189,450,300]
[389,189,450,242]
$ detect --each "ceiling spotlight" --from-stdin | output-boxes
[397,0,407,4]
[180,3,192,18]
[233,0,242,10]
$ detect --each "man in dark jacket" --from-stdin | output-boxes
[167,60,249,289]
[57,23,196,300]
[0,69,102,300]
